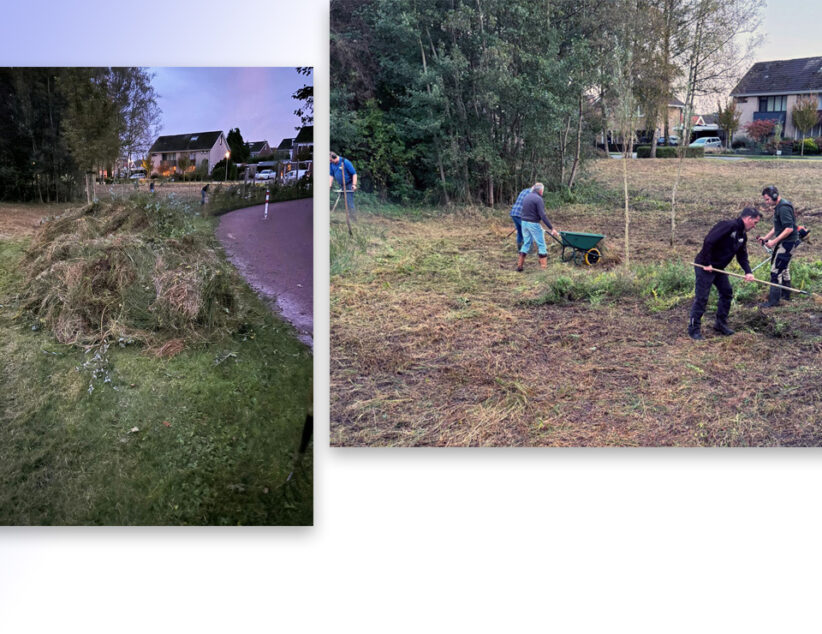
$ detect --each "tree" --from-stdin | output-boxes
[177,153,190,181]
[743,118,776,146]
[717,99,741,149]
[107,67,162,177]
[226,128,250,163]
[292,67,313,126]
[791,96,819,156]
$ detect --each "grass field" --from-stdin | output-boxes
[330,158,822,447]
[0,195,312,525]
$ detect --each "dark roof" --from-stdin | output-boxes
[277,138,294,150]
[294,126,313,143]
[247,141,269,153]
[149,131,224,153]
[731,57,822,95]
[668,96,685,107]
[699,114,718,125]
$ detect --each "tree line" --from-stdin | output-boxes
[331,0,763,208]
[0,67,160,203]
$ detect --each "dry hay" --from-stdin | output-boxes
[22,200,238,348]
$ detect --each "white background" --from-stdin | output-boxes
[1,1,821,632]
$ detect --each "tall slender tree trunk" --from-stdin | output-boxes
[567,94,584,190]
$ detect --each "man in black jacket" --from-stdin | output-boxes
[688,207,762,340]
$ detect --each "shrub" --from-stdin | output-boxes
[798,138,819,154]
[636,146,703,158]
[731,137,749,149]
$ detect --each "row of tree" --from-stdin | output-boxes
[0,67,160,203]
[331,0,764,207]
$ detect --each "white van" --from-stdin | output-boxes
[689,136,722,151]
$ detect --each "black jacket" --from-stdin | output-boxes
[694,217,752,274]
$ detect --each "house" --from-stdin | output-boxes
[690,113,722,142]
[292,126,313,161]
[731,56,822,140]
[275,137,294,160]
[148,131,230,177]
[246,140,271,158]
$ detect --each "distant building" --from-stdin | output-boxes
[148,131,230,176]
[246,140,272,158]
[292,126,313,161]
[731,56,822,140]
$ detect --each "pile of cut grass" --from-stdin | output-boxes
[22,196,238,349]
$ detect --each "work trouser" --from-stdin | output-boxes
[770,240,797,286]
[336,181,356,219]
[689,266,733,324]
[520,221,547,256]
[511,216,524,251]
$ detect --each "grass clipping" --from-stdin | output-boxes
[22,197,237,349]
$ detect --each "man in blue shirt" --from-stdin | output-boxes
[517,183,560,271]
[329,152,357,217]
[509,186,532,252]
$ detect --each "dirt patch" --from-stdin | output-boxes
[330,159,822,447]
[0,202,75,239]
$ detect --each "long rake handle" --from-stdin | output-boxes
[689,263,814,296]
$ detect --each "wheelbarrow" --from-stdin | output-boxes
[548,230,605,265]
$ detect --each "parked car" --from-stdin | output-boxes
[660,135,679,146]
[283,169,308,184]
[689,136,722,151]
[129,171,146,180]
[255,169,276,181]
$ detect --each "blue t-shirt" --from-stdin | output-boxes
[330,157,356,186]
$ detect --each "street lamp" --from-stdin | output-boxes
[225,151,230,183]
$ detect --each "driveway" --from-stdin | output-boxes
[215,197,313,347]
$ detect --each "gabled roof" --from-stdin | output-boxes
[731,57,822,96]
[294,126,313,144]
[668,96,685,108]
[277,138,294,150]
[247,141,269,153]
[149,131,224,153]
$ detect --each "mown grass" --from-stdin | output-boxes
[0,196,312,525]
[330,159,822,447]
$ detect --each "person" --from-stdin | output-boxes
[688,206,762,340]
[149,181,155,194]
[509,185,532,252]
[329,152,357,218]
[757,185,799,307]
[201,183,209,206]
[516,182,560,271]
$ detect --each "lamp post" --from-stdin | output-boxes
[225,151,230,183]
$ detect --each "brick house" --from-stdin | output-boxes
[246,140,271,158]
[731,56,822,140]
[148,131,230,177]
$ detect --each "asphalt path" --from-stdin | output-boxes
[215,197,313,347]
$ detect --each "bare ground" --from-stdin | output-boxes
[330,159,822,447]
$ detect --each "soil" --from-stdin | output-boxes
[0,203,73,239]
[216,198,313,347]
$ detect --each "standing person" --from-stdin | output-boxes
[509,185,532,252]
[201,183,209,206]
[516,183,560,271]
[329,152,357,219]
[688,207,762,340]
[149,181,155,194]
[757,185,799,307]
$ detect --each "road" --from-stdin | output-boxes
[215,197,313,348]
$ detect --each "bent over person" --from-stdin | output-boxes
[509,185,532,252]
[688,206,762,340]
[516,182,560,271]
[757,185,798,307]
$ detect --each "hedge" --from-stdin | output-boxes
[636,145,705,158]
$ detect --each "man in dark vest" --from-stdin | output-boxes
[757,185,799,307]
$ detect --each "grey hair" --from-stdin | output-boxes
[531,182,544,193]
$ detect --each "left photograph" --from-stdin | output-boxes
[0,67,314,525]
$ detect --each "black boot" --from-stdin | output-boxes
[759,285,781,308]
[688,317,703,340]
[781,280,793,301]
[713,319,735,336]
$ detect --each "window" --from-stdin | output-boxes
[759,95,787,112]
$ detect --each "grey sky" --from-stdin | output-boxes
[149,67,311,149]
[755,0,822,62]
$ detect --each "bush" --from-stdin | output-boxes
[795,138,819,154]
[636,145,704,158]
[732,137,750,149]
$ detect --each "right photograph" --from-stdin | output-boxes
[329,0,822,447]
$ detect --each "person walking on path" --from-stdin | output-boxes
[509,185,532,252]
[516,183,560,272]
[757,185,799,307]
[329,152,357,219]
[688,206,762,340]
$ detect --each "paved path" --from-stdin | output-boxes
[215,198,313,347]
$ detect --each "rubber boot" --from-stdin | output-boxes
[713,319,734,336]
[781,280,793,301]
[759,285,781,308]
[516,252,526,272]
[538,254,548,269]
[688,317,704,340]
